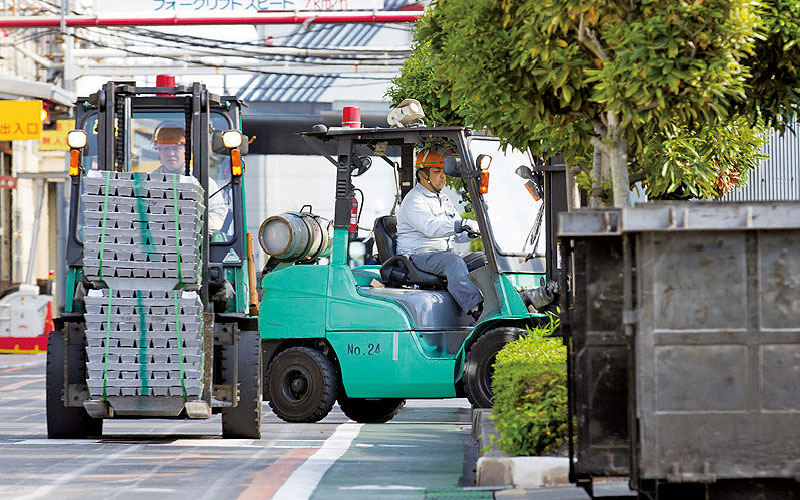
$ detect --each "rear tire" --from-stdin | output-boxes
[267,347,337,423]
[464,327,523,408]
[222,330,262,439]
[46,328,103,438]
[338,397,406,423]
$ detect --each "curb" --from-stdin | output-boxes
[472,408,570,488]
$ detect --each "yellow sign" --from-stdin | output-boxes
[0,100,43,140]
[40,119,76,151]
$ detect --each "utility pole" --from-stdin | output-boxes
[61,0,76,92]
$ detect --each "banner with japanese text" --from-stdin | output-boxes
[0,100,43,141]
[94,0,385,14]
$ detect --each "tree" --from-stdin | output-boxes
[389,0,795,206]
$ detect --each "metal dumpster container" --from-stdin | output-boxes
[560,202,800,498]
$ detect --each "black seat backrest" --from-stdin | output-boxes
[374,214,447,289]
[373,216,397,264]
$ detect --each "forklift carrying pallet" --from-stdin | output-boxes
[48,77,261,439]
[257,102,568,423]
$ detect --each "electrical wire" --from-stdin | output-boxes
[69,32,400,80]
[72,26,408,66]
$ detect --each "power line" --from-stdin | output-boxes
[69,32,400,79]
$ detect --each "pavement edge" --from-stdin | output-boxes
[471,408,570,489]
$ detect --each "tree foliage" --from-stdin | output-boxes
[389,0,796,203]
[737,0,800,129]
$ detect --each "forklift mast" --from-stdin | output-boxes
[533,153,568,285]
[66,80,249,314]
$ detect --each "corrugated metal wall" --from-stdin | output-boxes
[723,118,800,201]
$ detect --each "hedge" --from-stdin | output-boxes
[490,316,568,456]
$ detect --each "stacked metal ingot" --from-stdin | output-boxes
[83,289,204,398]
[80,171,206,405]
[81,170,204,290]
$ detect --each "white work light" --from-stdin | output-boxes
[387,99,425,128]
[221,130,243,149]
[67,130,88,149]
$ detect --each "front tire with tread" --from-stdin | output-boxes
[46,328,103,438]
[464,327,523,408]
[267,347,337,423]
[222,330,263,438]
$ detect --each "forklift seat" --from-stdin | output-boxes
[373,216,446,289]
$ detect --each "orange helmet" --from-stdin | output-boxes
[415,149,445,170]
[154,124,186,146]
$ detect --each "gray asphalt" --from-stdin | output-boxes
[0,353,479,500]
[0,352,628,500]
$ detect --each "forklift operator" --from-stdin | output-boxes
[396,148,485,320]
[153,125,228,234]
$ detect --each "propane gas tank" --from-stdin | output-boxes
[258,211,331,263]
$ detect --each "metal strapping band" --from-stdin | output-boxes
[103,288,112,401]
[135,290,150,396]
[173,291,187,401]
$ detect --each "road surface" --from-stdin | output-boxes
[0,353,483,500]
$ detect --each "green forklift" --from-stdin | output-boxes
[257,118,567,423]
[48,79,261,438]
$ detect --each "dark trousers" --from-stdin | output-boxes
[410,251,485,313]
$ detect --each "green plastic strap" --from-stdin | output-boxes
[173,291,187,401]
[102,289,112,401]
[98,172,111,280]
[172,175,183,286]
[133,172,157,259]
[135,290,150,396]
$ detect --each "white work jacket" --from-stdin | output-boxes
[396,183,470,255]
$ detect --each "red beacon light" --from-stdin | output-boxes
[342,106,361,128]
[156,74,176,95]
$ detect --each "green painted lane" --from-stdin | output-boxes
[310,400,491,500]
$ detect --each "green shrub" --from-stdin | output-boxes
[491,316,567,456]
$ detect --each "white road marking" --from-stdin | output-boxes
[13,439,100,445]
[270,422,363,500]
[0,361,43,370]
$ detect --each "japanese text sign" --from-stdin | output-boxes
[95,0,384,14]
[0,100,43,141]
[40,120,76,151]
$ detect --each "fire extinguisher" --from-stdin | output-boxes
[349,195,359,237]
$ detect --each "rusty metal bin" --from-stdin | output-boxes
[560,202,800,498]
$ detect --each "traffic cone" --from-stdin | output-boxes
[42,300,54,336]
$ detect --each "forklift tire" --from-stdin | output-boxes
[267,347,337,423]
[464,327,523,408]
[222,330,263,439]
[338,397,406,423]
[46,329,103,439]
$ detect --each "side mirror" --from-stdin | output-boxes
[515,165,534,180]
[351,156,372,177]
[443,156,463,177]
